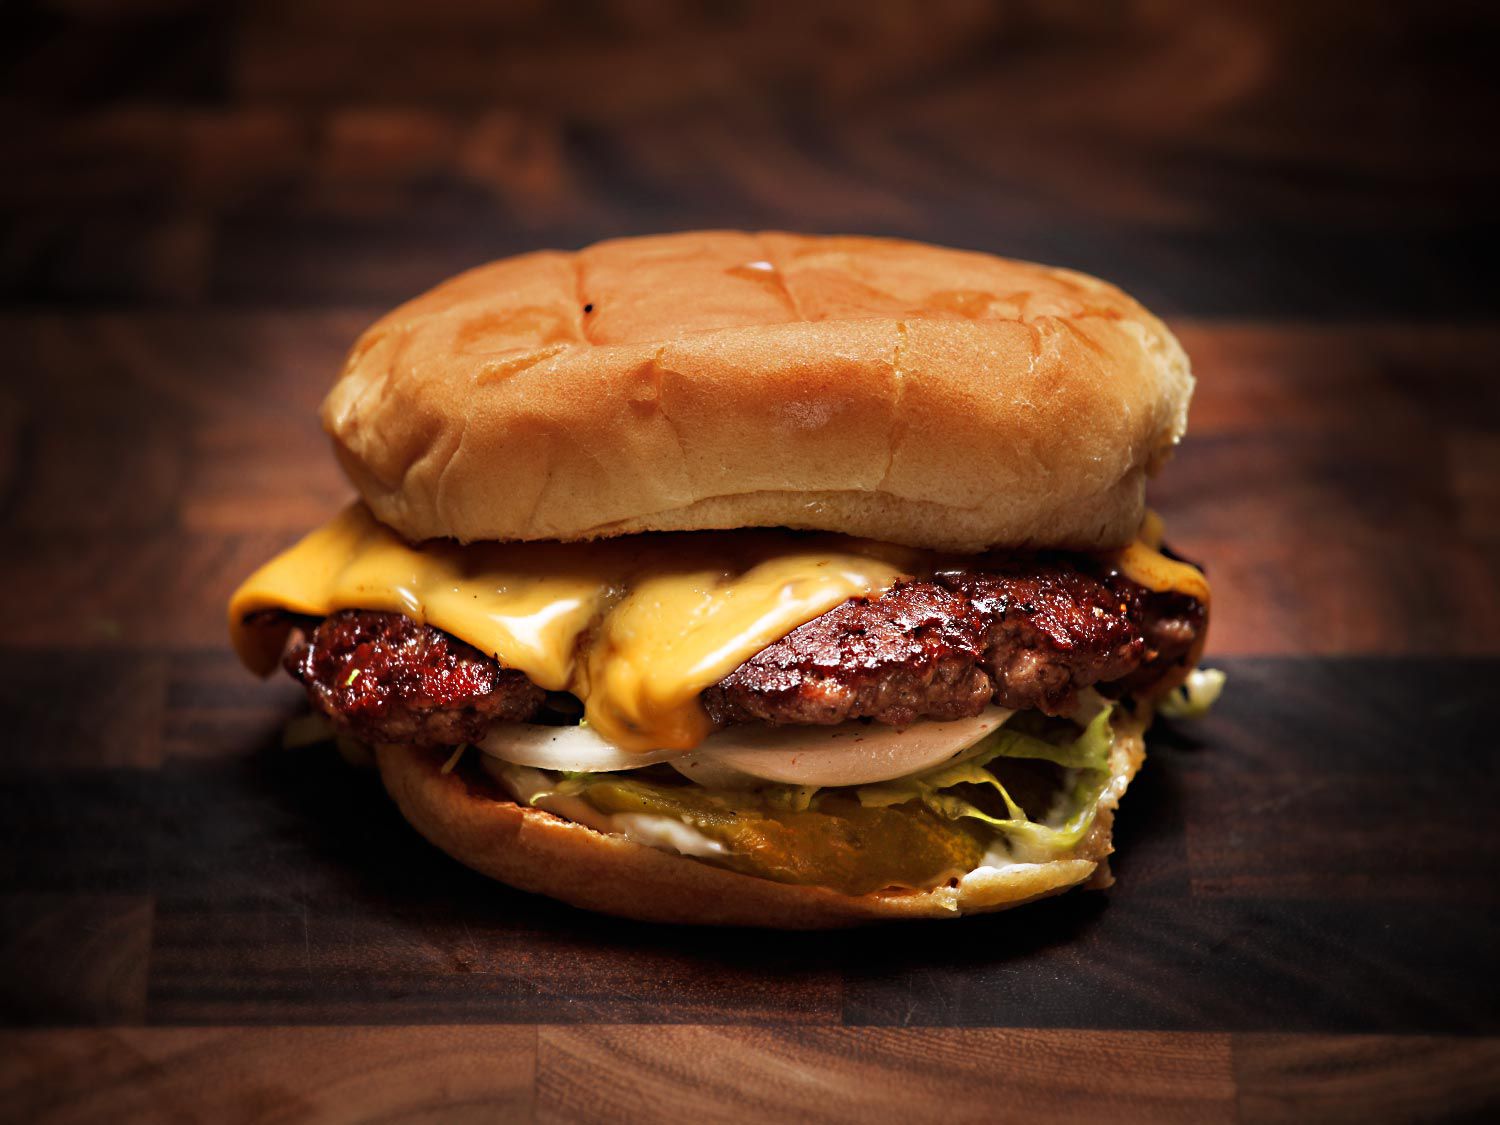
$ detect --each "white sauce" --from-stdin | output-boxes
[485,760,725,859]
[610,814,726,858]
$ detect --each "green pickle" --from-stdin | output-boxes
[578,778,992,895]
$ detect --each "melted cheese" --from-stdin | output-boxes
[229,504,912,751]
[1106,516,1212,694]
[229,504,1209,753]
[1111,538,1211,607]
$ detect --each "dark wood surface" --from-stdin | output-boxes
[3,2,1499,1121]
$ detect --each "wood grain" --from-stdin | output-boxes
[534,1027,1237,1124]
[5,1028,1496,1124]
[0,1027,536,1123]
[0,896,151,1025]
[3,0,1498,1119]
[1232,1035,1500,1124]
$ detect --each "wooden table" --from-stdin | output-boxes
[3,3,1497,1120]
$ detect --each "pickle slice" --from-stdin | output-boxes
[579,779,991,895]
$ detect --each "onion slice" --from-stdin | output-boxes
[477,707,1015,788]
[671,707,1014,789]
[476,724,683,773]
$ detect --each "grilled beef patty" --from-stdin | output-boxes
[282,556,1205,746]
[285,611,546,746]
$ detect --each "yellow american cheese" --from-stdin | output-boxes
[1109,512,1211,608]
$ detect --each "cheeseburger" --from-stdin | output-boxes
[230,231,1219,928]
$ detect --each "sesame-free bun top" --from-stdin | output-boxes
[323,231,1193,551]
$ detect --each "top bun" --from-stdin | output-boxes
[323,231,1192,552]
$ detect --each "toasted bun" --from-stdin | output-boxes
[325,232,1192,552]
[373,711,1148,929]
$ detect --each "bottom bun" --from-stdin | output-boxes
[374,710,1149,929]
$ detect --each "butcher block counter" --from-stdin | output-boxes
[1,2,1496,1120]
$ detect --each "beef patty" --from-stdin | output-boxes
[704,557,1202,726]
[285,611,546,746]
[281,557,1205,746]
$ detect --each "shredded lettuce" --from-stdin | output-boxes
[1158,668,1227,719]
[855,704,1115,856]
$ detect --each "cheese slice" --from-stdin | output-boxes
[229,504,1209,753]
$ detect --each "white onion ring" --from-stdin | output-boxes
[476,724,683,773]
[671,707,1013,788]
[477,707,1014,787]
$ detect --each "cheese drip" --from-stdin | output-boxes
[1111,539,1210,607]
[229,505,1209,752]
[1106,510,1212,693]
[229,504,913,751]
